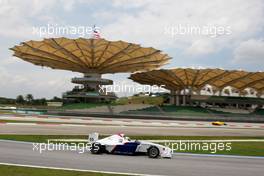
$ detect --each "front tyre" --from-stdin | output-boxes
[148,146,160,158]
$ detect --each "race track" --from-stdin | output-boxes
[0,140,263,176]
[0,114,264,136]
[1,123,264,136]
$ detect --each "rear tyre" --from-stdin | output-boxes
[90,143,103,154]
[148,146,160,158]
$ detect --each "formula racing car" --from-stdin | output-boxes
[212,121,227,126]
[89,133,172,158]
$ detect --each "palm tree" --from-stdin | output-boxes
[40,98,47,105]
[25,94,34,104]
[16,95,25,104]
[52,96,61,102]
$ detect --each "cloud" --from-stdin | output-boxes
[0,0,57,39]
[1,0,264,98]
[0,0,82,39]
[112,0,151,8]
[0,64,78,99]
[233,39,264,65]
[99,0,264,56]
[184,39,216,56]
[0,0,87,98]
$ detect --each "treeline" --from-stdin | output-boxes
[0,94,62,105]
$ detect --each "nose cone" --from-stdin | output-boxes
[161,147,172,158]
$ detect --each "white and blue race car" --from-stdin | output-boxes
[89,133,172,158]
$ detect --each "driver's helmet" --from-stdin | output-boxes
[124,136,131,141]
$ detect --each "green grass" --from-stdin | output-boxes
[121,106,161,115]
[0,110,16,114]
[162,106,210,116]
[123,105,230,116]
[115,96,163,105]
[160,105,231,115]
[0,165,124,176]
[0,135,87,143]
[0,135,263,156]
[254,109,264,115]
[0,104,48,109]
[207,96,264,104]
[60,103,108,110]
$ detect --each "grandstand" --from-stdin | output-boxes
[191,95,264,107]
[10,37,264,111]
[120,105,232,116]
[120,104,264,117]
[130,68,264,110]
[11,37,170,103]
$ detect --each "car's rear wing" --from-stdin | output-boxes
[88,132,99,143]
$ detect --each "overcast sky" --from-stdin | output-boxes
[0,0,264,98]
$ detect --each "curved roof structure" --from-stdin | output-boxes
[10,37,170,74]
[129,68,264,93]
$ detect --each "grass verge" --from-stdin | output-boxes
[0,165,125,176]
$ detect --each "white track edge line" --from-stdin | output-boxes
[0,162,160,176]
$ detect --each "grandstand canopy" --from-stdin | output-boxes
[129,68,264,94]
[10,37,171,74]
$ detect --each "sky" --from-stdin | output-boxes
[0,0,264,99]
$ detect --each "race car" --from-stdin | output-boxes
[89,133,172,158]
[212,121,227,126]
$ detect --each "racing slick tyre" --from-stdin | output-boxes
[148,146,160,158]
[90,143,103,154]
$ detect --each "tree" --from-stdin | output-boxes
[39,98,47,105]
[52,96,61,102]
[16,95,25,104]
[25,94,34,104]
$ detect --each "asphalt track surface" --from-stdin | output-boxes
[0,140,263,176]
[0,114,264,136]
[1,123,264,136]
[1,114,264,129]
